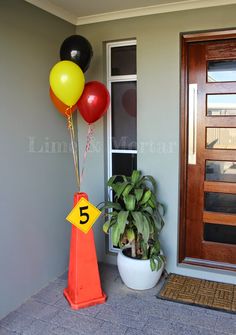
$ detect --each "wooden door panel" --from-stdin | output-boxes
[207,41,236,59]
[205,117,236,127]
[203,149,236,160]
[185,165,203,258]
[202,242,236,264]
[203,212,236,226]
[204,181,236,193]
[205,83,236,92]
[181,34,236,270]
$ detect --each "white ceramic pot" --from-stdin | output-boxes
[117,248,164,290]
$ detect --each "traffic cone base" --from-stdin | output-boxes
[64,192,107,310]
[64,289,106,310]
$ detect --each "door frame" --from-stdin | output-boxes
[179,29,236,268]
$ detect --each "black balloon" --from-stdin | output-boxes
[60,35,93,72]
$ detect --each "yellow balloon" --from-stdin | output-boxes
[49,61,85,106]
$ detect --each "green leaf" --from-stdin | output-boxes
[155,255,165,271]
[111,223,120,246]
[143,206,153,215]
[134,188,144,202]
[136,175,156,191]
[150,258,156,271]
[150,193,157,205]
[124,194,136,211]
[107,175,117,187]
[140,240,148,259]
[142,212,154,232]
[108,211,118,218]
[131,170,141,184]
[155,258,162,271]
[107,175,128,187]
[153,213,165,231]
[126,228,135,242]
[131,212,143,234]
[99,201,122,211]
[120,175,128,182]
[117,211,129,234]
[158,202,166,216]
[115,182,130,198]
[111,183,120,195]
[148,221,155,234]
[150,240,161,256]
[159,254,166,265]
[144,175,157,193]
[139,190,152,205]
[142,215,150,243]
[148,198,156,209]
[103,220,111,234]
[123,184,133,197]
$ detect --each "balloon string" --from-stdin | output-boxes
[80,124,94,184]
[70,112,78,172]
[66,108,80,191]
[68,116,80,191]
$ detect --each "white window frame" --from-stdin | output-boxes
[106,39,137,253]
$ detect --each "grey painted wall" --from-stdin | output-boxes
[76,5,236,282]
[0,1,76,318]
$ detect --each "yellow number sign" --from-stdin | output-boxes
[66,198,101,234]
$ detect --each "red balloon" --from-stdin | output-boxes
[77,81,110,124]
[49,87,77,117]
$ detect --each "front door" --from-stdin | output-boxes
[180,31,236,270]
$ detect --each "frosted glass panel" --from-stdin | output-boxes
[111,45,136,76]
[112,82,137,150]
[112,153,137,176]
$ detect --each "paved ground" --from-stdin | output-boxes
[1,263,236,335]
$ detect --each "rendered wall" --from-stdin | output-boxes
[76,4,236,283]
[0,0,76,318]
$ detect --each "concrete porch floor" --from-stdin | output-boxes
[1,263,236,335]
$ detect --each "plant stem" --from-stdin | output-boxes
[131,240,136,258]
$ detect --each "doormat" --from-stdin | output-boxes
[157,273,236,314]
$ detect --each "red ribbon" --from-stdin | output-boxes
[80,124,95,183]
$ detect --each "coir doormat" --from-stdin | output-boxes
[157,273,236,314]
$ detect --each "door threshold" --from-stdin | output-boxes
[183,257,236,272]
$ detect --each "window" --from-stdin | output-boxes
[106,40,137,252]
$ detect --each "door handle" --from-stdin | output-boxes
[188,84,197,165]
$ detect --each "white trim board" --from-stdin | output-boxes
[25,0,78,25]
[25,0,236,25]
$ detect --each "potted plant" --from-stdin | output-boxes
[99,170,165,290]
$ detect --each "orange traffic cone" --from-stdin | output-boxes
[64,192,106,309]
